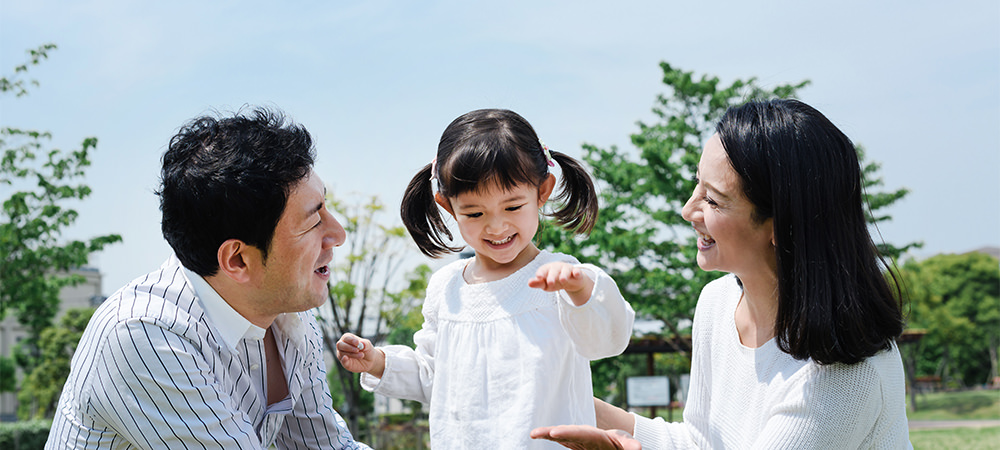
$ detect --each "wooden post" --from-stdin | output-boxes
[647,352,657,418]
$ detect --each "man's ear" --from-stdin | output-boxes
[435,192,455,216]
[538,174,556,205]
[216,239,254,283]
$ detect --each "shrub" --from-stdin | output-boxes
[0,420,50,450]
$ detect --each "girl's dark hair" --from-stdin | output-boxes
[717,99,904,365]
[401,108,598,257]
[157,107,315,276]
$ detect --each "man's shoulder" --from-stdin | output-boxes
[97,257,204,332]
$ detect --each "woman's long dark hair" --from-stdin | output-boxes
[401,108,598,257]
[717,99,904,365]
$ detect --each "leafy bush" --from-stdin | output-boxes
[0,420,50,450]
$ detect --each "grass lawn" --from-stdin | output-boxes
[908,389,1000,449]
[907,389,1000,421]
[910,426,1000,449]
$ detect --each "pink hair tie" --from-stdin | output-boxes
[429,158,438,182]
[540,141,555,167]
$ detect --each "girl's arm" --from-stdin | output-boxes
[357,329,437,404]
[531,261,635,359]
[337,298,441,403]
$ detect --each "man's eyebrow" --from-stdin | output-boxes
[306,187,326,217]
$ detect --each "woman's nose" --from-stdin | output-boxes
[681,192,700,223]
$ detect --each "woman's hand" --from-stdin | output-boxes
[529,262,594,306]
[531,425,642,450]
[335,333,385,377]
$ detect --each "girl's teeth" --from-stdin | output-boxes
[489,236,512,245]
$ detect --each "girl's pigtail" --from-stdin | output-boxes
[401,163,463,258]
[548,151,599,235]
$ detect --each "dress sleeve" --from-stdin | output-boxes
[88,318,265,449]
[359,332,436,403]
[359,280,440,403]
[277,317,371,449]
[556,263,635,360]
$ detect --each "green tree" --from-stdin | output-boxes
[0,44,121,401]
[537,62,917,403]
[17,307,95,419]
[857,145,920,260]
[314,193,429,442]
[900,252,1000,388]
[0,356,15,393]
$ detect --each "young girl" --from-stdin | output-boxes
[336,108,634,449]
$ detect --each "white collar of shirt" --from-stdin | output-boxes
[181,266,266,353]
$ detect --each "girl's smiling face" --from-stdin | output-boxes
[437,175,555,279]
[681,134,775,279]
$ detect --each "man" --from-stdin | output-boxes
[47,107,370,449]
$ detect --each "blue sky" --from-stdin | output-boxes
[2,1,998,294]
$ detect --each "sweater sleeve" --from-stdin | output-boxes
[556,263,635,360]
[632,414,701,449]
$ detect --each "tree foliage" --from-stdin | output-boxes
[314,193,429,441]
[0,356,15,393]
[538,62,810,361]
[899,251,1000,387]
[0,45,121,381]
[17,307,94,419]
[536,62,917,403]
[857,145,921,260]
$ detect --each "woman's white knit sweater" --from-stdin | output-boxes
[632,275,911,449]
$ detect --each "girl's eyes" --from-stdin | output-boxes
[703,196,718,207]
[461,204,525,218]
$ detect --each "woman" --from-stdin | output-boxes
[532,99,911,449]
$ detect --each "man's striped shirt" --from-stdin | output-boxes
[46,256,369,449]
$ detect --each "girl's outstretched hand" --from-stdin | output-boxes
[529,262,595,306]
[335,332,385,377]
[530,425,642,450]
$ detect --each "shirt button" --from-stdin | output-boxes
[250,364,260,370]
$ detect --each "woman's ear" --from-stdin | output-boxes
[538,174,556,205]
[434,192,455,216]
[216,239,254,283]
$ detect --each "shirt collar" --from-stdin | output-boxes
[181,266,266,353]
